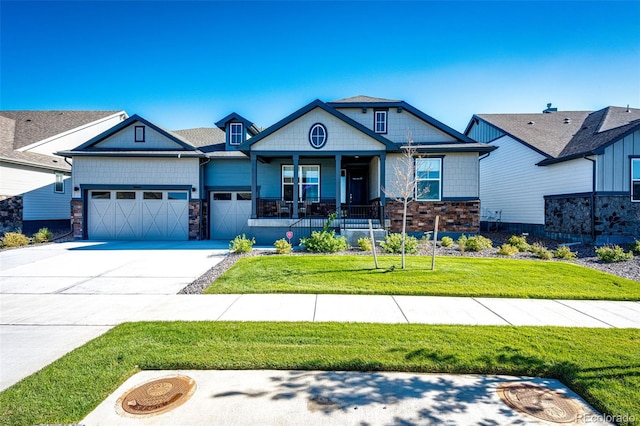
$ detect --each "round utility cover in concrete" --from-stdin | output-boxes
[117,375,196,416]
[498,382,583,423]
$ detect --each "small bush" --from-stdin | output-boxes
[229,234,255,253]
[301,230,347,253]
[507,235,530,252]
[631,240,640,255]
[357,237,373,252]
[274,238,292,254]
[497,244,519,256]
[457,234,468,253]
[380,233,419,254]
[464,235,493,252]
[553,245,577,260]
[530,242,552,260]
[1,232,30,248]
[596,245,633,263]
[440,236,453,247]
[33,227,54,243]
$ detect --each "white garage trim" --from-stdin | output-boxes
[210,191,252,240]
[88,190,188,240]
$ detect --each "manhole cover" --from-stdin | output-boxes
[498,382,582,423]
[118,375,196,416]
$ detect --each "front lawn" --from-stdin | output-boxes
[0,323,638,426]
[204,255,640,300]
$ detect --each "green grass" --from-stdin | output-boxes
[204,255,640,300]
[1,323,638,426]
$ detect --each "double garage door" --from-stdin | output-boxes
[210,191,251,240]
[88,190,189,240]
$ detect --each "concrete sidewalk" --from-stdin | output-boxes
[2,292,640,391]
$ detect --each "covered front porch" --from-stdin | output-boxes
[250,152,387,221]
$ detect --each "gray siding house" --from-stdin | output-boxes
[466,105,640,244]
[59,96,493,244]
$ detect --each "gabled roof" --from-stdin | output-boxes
[214,112,260,136]
[62,114,200,155]
[329,96,475,143]
[0,110,125,171]
[470,106,640,165]
[239,99,400,153]
[173,127,226,148]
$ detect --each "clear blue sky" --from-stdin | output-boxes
[2,1,639,132]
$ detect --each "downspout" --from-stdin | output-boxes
[199,157,211,240]
[584,155,596,243]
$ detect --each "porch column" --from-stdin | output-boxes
[335,154,342,218]
[251,153,258,219]
[292,154,299,219]
[379,152,386,206]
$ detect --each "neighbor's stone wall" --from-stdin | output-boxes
[544,195,592,237]
[71,199,84,239]
[545,194,640,243]
[189,200,201,240]
[0,195,23,234]
[595,195,640,241]
[386,200,480,234]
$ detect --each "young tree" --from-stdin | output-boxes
[382,133,430,269]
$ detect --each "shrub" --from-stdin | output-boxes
[357,237,373,252]
[457,234,468,253]
[553,245,577,260]
[33,227,54,243]
[631,240,640,255]
[273,238,292,254]
[301,230,347,253]
[507,235,530,252]
[530,242,552,260]
[1,232,30,248]
[380,233,419,254]
[464,235,493,252]
[497,244,519,256]
[229,234,255,253]
[596,245,633,263]
[440,236,453,247]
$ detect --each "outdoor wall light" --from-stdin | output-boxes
[192,187,196,192]
[74,186,80,191]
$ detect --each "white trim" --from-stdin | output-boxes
[415,157,442,201]
[374,110,387,133]
[632,158,640,202]
[54,172,65,193]
[229,123,243,145]
[281,164,320,201]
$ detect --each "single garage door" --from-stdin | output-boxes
[88,190,189,240]
[210,192,251,240]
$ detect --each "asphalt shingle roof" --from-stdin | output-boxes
[476,106,640,162]
[172,127,226,148]
[0,110,123,171]
[330,95,401,104]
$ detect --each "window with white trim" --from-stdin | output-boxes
[229,123,243,145]
[54,172,65,193]
[374,110,387,133]
[632,158,640,202]
[309,123,327,148]
[415,158,441,201]
[282,165,320,201]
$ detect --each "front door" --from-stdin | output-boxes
[347,169,367,217]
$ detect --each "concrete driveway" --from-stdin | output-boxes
[0,240,229,390]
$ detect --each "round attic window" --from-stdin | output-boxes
[309,123,327,149]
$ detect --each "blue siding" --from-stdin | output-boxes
[467,120,504,143]
[205,159,251,187]
[257,158,336,198]
[598,129,640,192]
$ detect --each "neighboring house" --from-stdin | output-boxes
[58,96,493,244]
[0,110,127,235]
[465,105,640,244]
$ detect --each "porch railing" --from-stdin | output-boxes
[256,197,386,222]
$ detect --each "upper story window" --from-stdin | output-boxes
[134,126,145,142]
[415,158,442,201]
[374,110,387,134]
[54,172,65,193]
[229,123,243,145]
[309,123,327,149]
[632,158,640,202]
